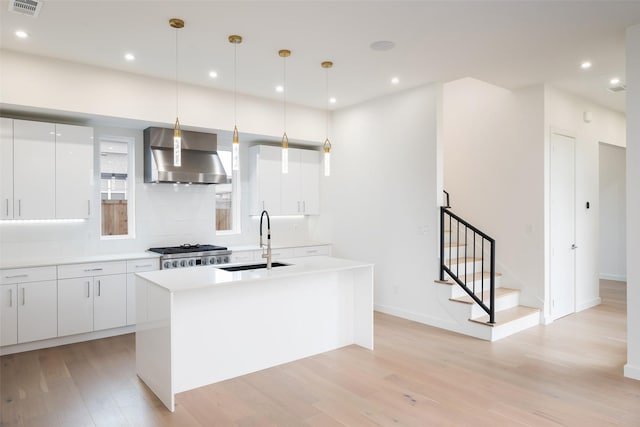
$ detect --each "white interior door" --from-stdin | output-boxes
[550,133,576,319]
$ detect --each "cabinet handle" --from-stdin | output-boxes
[97,280,101,297]
[135,264,153,268]
[8,288,12,307]
[4,199,8,217]
[18,199,21,217]
[87,200,91,216]
[21,287,25,306]
[86,281,91,298]
[5,274,28,279]
[83,268,103,272]
[306,249,318,254]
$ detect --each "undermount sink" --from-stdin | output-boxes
[219,262,290,272]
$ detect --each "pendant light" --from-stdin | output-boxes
[229,34,242,171]
[170,18,184,167]
[279,49,291,174]
[321,61,333,177]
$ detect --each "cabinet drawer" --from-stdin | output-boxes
[58,261,126,279]
[293,245,330,257]
[229,251,256,264]
[0,266,57,285]
[269,248,295,259]
[127,259,159,273]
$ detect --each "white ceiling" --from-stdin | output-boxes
[1,1,639,113]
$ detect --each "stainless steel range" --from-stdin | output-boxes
[149,244,232,269]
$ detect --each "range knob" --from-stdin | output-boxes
[188,259,196,266]
[222,256,230,264]
[164,261,171,269]
[180,260,187,267]
[172,260,179,268]
[209,257,218,265]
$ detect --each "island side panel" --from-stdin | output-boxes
[171,268,370,395]
[135,276,175,412]
[351,265,374,350]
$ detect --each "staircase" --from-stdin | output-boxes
[436,198,539,341]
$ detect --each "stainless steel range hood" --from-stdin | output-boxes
[144,127,228,184]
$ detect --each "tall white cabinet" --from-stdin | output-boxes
[0,118,13,220]
[13,119,56,219]
[55,124,94,219]
[0,118,93,220]
[249,145,320,216]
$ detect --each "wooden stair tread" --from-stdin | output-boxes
[446,257,481,265]
[470,306,539,327]
[449,287,518,304]
[456,271,501,283]
[444,242,466,248]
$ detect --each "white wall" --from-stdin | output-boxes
[311,84,450,327]
[625,23,640,381]
[599,143,626,281]
[0,51,324,263]
[442,78,546,311]
[544,86,627,315]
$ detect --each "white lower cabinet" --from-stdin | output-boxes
[0,266,58,345]
[57,261,127,336]
[0,284,18,346]
[126,259,159,326]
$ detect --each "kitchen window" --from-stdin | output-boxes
[216,148,240,234]
[99,136,134,238]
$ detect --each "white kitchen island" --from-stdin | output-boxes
[135,256,374,412]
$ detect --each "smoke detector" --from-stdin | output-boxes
[608,84,626,93]
[8,0,43,17]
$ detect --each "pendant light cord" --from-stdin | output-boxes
[175,28,179,119]
[283,54,287,133]
[325,66,329,139]
[234,41,237,127]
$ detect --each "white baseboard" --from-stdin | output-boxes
[576,297,602,312]
[374,304,459,331]
[0,325,135,356]
[600,274,627,282]
[624,363,640,381]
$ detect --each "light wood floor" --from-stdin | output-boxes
[2,280,639,426]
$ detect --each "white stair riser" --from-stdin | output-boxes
[489,311,540,341]
[446,275,502,298]
[469,291,519,318]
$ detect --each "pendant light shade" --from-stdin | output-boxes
[279,49,291,174]
[229,34,242,171]
[321,61,333,176]
[170,18,184,167]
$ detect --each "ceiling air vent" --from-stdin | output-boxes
[608,84,626,93]
[8,0,43,17]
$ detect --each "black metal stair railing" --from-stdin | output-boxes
[440,192,496,324]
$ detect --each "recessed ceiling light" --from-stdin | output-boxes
[275,85,284,93]
[329,97,337,104]
[580,61,592,69]
[124,53,135,61]
[370,40,395,51]
[15,30,28,39]
[610,77,621,85]
[209,71,218,78]
[391,77,400,85]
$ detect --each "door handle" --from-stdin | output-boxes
[97,280,101,297]
[571,244,578,250]
[21,287,25,306]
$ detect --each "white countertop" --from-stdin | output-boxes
[136,255,372,293]
[0,252,160,270]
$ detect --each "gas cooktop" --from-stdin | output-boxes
[148,244,228,255]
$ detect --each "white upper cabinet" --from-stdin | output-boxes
[250,145,320,216]
[2,119,94,220]
[55,124,94,219]
[0,118,13,219]
[249,145,282,215]
[13,119,56,219]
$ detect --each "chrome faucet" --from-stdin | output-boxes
[259,210,272,269]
